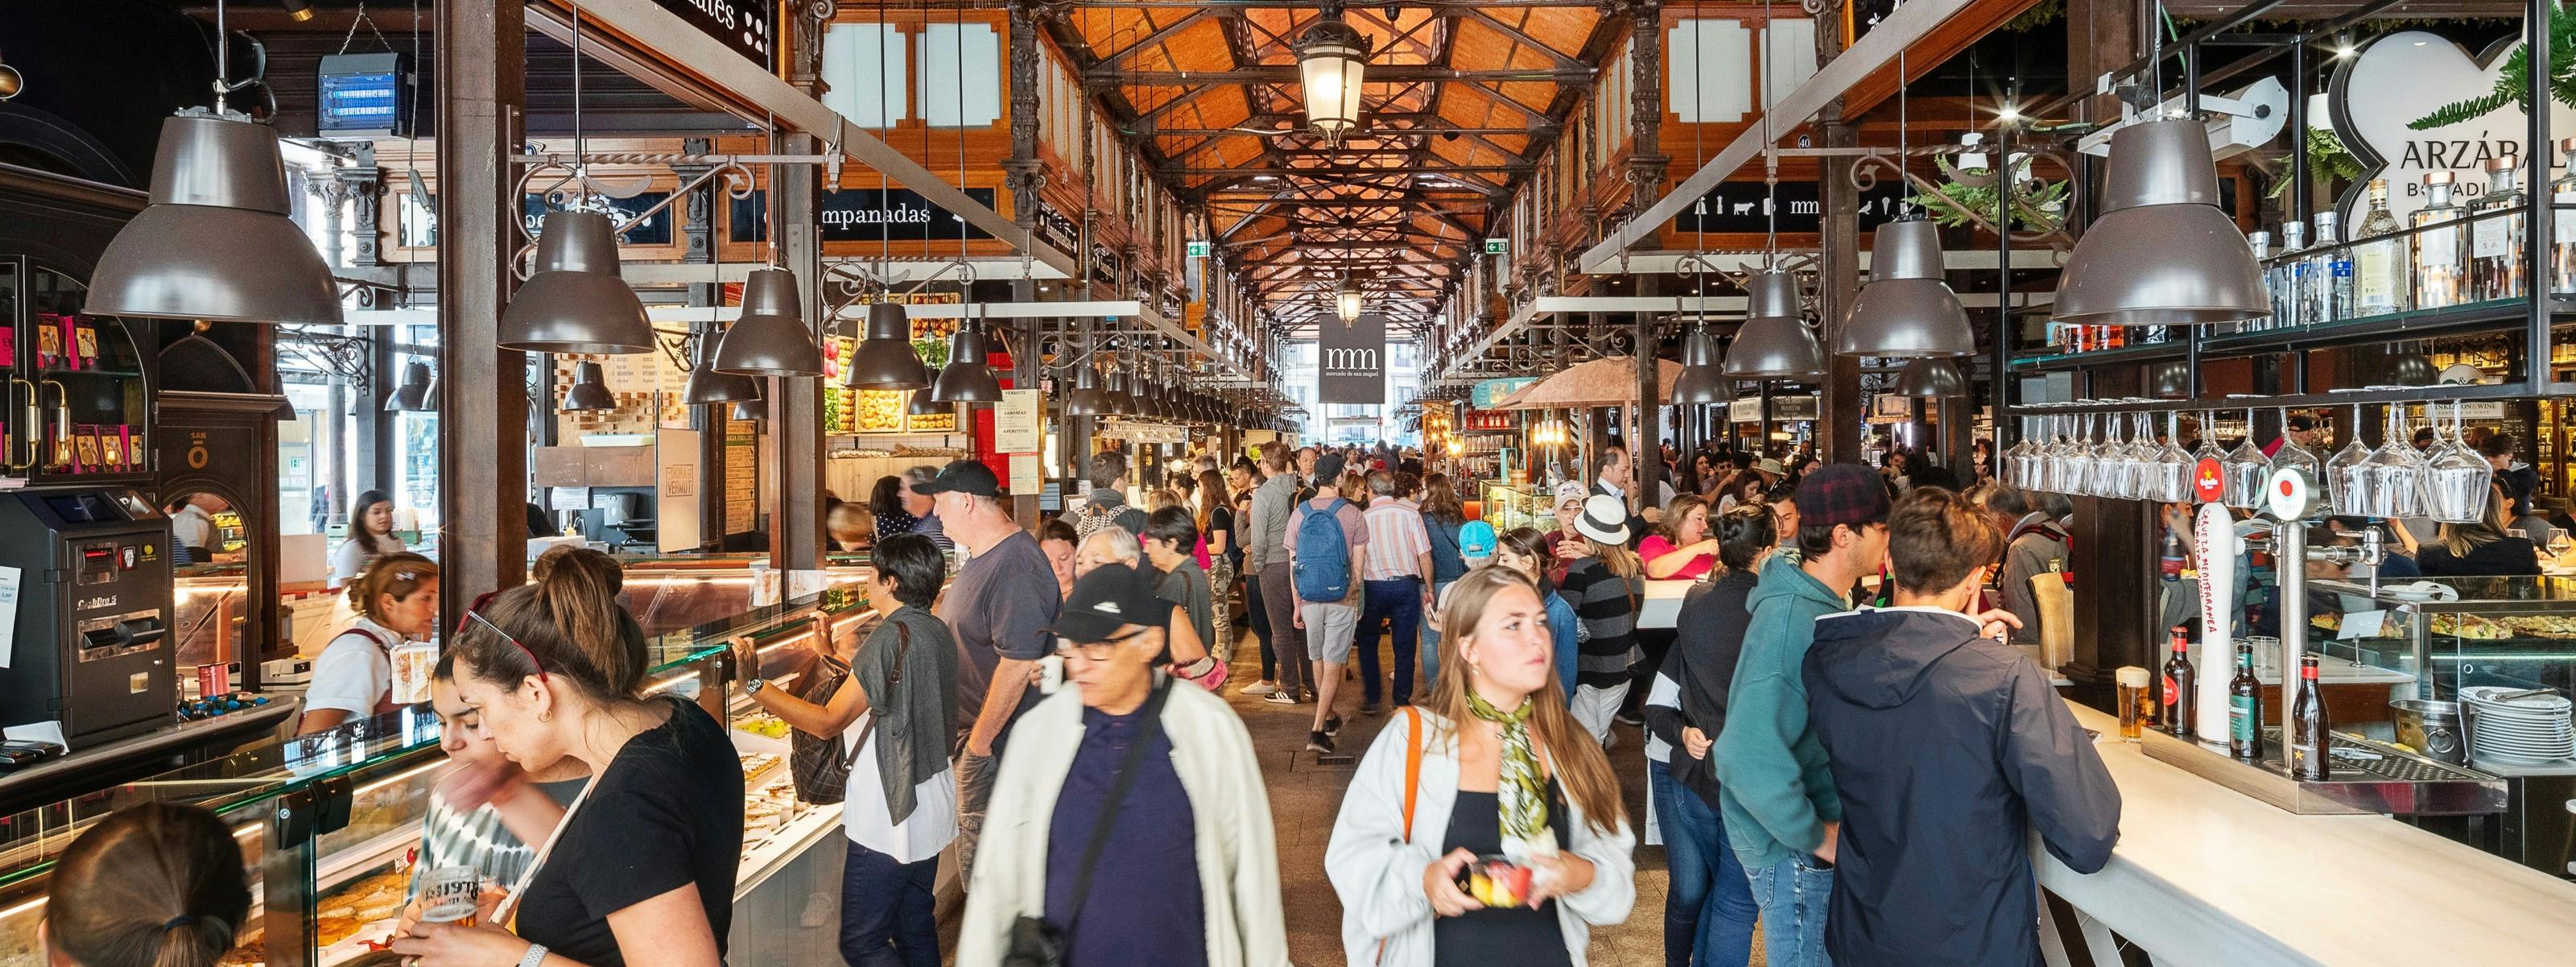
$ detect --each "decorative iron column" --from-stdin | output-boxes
[1005,0,1047,527]
[770,0,832,569]
[1628,0,1669,502]
[1812,0,1864,464]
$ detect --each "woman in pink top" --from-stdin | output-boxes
[1639,494,1720,580]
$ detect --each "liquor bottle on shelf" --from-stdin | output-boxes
[2471,155,2528,303]
[2246,230,2272,333]
[2228,640,2264,762]
[2553,137,2576,295]
[2160,626,2196,738]
[2413,171,2469,309]
[2307,212,2355,324]
[2277,221,2311,329]
[2353,178,2409,315]
[2288,652,2332,780]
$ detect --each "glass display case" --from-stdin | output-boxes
[1480,480,1554,535]
[0,583,877,967]
[0,257,155,484]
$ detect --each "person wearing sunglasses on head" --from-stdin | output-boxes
[954,563,1286,967]
[396,548,739,967]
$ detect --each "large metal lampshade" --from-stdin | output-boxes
[87,112,343,325]
[1893,357,1967,397]
[1294,17,1369,144]
[931,321,1003,402]
[1723,271,1824,380]
[1670,324,1728,405]
[843,301,928,390]
[712,267,822,376]
[730,400,766,423]
[1103,366,1137,416]
[683,335,762,405]
[907,388,950,417]
[1837,219,1972,357]
[384,361,436,412]
[1063,364,1116,417]
[2053,116,2268,327]
[499,210,654,353]
[560,361,617,411]
[2388,351,2437,386]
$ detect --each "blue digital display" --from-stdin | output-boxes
[317,54,407,136]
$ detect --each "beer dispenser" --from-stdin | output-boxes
[0,488,175,746]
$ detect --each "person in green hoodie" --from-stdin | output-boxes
[1710,464,1890,967]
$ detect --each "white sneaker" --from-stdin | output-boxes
[1263,691,1298,705]
[1241,680,1278,696]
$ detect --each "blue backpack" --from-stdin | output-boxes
[1292,498,1354,601]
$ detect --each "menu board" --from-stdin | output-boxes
[724,414,758,535]
[995,389,1041,452]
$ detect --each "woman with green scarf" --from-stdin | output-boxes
[1326,567,1637,967]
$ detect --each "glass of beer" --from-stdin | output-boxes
[417,866,482,928]
[2116,666,2151,742]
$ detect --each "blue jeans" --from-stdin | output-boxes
[1650,759,1757,967]
[1744,853,1835,967]
[1418,578,1454,688]
[1246,571,1275,680]
[1357,577,1423,705]
[840,838,939,967]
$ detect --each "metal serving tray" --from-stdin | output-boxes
[2140,726,2508,816]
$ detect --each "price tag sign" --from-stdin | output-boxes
[2339,610,2388,640]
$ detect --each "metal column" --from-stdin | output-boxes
[435,0,529,628]
[769,11,828,570]
[1817,118,1864,463]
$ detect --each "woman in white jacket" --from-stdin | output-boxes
[955,563,1288,967]
[1327,566,1637,967]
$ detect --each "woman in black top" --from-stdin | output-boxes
[1641,506,1773,967]
[398,548,741,967]
[871,474,919,543]
[2421,482,2544,577]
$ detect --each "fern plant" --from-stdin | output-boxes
[2407,15,2576,130]
[1907,155,2070,233]
[2268,127,2366,200]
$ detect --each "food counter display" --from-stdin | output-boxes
[1479,481,1554,535]
[0,585,881,967]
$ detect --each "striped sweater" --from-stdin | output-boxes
[1558,557,1643,688]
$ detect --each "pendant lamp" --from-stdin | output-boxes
[683,333,762,405]
[730,400,766,423]
[713,267,822,376]
[2388,350,2437,386]
[560,361,617,411]
[2149,360,2192,399]
[2053,116,2269,327]
[1294,17,1369,144]
[500,210,654,353]
[1838,219,1972,357]
[87,111,343,325]
[843,301,928,390]
[931,321,1004,402]
[384,360,436,412]
[1063,364,1116,417]
[1723,271,1824,380]
[1893,358,1967,397]
[1335,276,1364,325]
[907,387,950,417]
[1103,365,1138,416]
[1670,324,1728,405]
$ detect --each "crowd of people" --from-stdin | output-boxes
[43,430,2161,967]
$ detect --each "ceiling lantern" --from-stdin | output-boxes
[1295,15,1369,145]
[1335,275,1364,326]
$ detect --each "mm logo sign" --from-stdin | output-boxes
[1318,312,1387,404]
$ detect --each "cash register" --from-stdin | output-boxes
[0,488,174,746]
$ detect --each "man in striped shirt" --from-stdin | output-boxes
[1356,470,1434,713]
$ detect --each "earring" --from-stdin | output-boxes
[538,709,554,723]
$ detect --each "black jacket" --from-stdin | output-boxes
[1803,607,2120,967]
[1645,568,1760,808]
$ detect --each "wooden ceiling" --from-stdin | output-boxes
[1044,1,1617,337]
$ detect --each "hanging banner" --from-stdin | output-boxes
[819,188,998,242]
[1672,180,1912,234]
[2332,31,2576,225]
[651,0,775,71]
[1318,312,1388,405]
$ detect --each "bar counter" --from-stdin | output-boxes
[2039,701,2576,967]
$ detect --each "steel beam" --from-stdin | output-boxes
[1086,66,1594,85]
[436,0,528,628]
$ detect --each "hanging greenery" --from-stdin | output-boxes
[2269,127,2366,200]
[2407,15,2576,129]
[2002,0,2063,33]
[1906,155,2070,232]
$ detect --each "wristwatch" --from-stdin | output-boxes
[744,678,768,695]
[518,944,549,967]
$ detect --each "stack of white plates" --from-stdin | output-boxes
[2462,687,2575,764]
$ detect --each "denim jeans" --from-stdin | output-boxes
[1418,578,1454,690]
[1246,570,1275,680]
[1649,759,1757,967]
[1744,853,1835,967]
[840,838,939,967]
[1356,576,1423,705]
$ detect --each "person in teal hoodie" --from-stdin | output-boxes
[1710,465,1891,967]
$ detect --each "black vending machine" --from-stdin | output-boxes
[0,488,174,746]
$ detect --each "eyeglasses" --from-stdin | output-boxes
[459,589,548,685]
[1054,626,1150,661]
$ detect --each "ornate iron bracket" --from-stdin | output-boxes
[1842,145,2079,254]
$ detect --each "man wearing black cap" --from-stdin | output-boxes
[914,458,1061,877]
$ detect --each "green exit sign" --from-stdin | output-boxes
[1187,240,1212,258]
[1484,238,1509,254]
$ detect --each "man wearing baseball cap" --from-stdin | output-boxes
[1710,464,1892,967]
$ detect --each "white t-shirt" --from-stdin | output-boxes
[840,717,958,864]
[331,533,403,585]
[306,617,399,717]
[171,505,215,550]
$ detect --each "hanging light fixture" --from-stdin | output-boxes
[1670,323,1728,405]
[1103,359,1138,416]
[1893,357,1967,397]
[498,209,654,353]
[683,332,762,405]
[1838,218,1973,357]
[712,266,821,376]
[2149,360,2192,399]
[1063,362,1116,416]
[730,399,766,423]
[907,387,951,417]
[1724,270,1824,380]
[931,320,1004,402]
[1335,274,1364,326]
[87,110,343,325]
[384,360,436,412]
[560,361,617,411]
[2053,115,2268,326]
[1294,10,1369,145]
[0,47,23,100]
[842,300,928,390]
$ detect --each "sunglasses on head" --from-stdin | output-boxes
[458,589,548,685]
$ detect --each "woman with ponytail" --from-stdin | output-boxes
[397,547,738,967]
[43,802,252,967]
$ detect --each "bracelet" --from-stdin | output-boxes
[517,944,548,967]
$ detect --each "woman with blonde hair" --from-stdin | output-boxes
[2420,481,2542,576]
[301,552,439,734]
[1558,496,1644,743]
[1327,567,1637,967]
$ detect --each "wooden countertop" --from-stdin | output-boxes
[2039,700,2576,967]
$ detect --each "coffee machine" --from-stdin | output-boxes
[0,488,174,746]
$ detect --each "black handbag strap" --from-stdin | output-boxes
[1063,679,1174,935]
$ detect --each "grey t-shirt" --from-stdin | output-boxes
[936,529,1059,750]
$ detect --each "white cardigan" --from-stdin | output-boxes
[954,681,1290,967]
[1325,709,1637,967]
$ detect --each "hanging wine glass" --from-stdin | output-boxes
[2222,408,2270,509]
[2193,409,2227,477]
[2268,407,2328,513]
[2326,402,2375,515]
[2151,410,2196,502]
[2045,410,2081,494]
[2091,410,2129,498]
[2118,411,2157,500]
[2007,415,2041,489]
[2359,402,2429,518]
[2064,410,2100,497]
[2421,400,2492,523]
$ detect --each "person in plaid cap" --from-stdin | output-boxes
[1708,464,1892,967]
